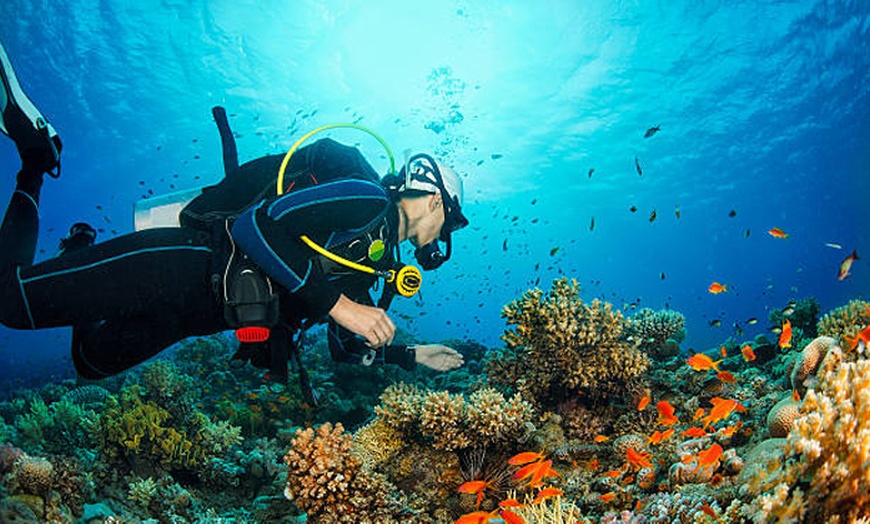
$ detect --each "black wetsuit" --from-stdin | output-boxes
[0,138,416,379]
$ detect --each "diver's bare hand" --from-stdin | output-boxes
[414,344,464,371]
[329,294,395,347]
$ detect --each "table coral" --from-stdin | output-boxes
[495,278,649,408]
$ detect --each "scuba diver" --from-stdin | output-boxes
[0,42,466,394]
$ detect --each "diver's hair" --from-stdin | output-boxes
[398,189,437,200]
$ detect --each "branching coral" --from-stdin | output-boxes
[352,417,406,469]
[14,397,97,454]
[627,308,686,357]
[817,299,869,349]
[373,383,534,451]
[746,348,870,522]
[493,278,649,408]
[283,422,408,523]
[8,454,54,496]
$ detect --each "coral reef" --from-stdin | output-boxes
[283,422,411,523]
[351,417,406,469]
[627,307,686,358]
[745,348,870,522]
[817,299,870,349]
[769,298,821,339]
[492,278,649,408]
[14,397,97,454]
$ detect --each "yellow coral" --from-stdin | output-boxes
[747,347,870,522]
[374,383,425,430]
[351,417,406,469]
[495,278,649,407]
[817,299,870,349]
[420,391,470,451]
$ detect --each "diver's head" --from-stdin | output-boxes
[391,154,469,270]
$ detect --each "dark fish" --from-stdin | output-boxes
[733,322,743,336]
[491,153,503,160]
[588,168,595,178]
[531,199,537,205]
[709,319,722,327]
[745,229,751,238]
[746,317,758,325]
[644,125,660,138]
[635,156,643,176]
[630,205,638,213]
[476,160,485,166]
[649,209,657,222]
[728,209,737,218]
[502,239,508,251]
[661,272,666,280]
[590,216,595,231]
[531,218,539,224]
[675,205,681,219]
[550,246,560,256]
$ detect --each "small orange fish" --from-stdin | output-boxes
[458,480,491,508]
[719,346,727,358]
[527,459,558,488]
[778,319,793,349]
[637,396,651,411]
[599,493,616,503]
[588,458,599,471]
[844,325,870,352]
[647,430,665,445]
[721,424,739,438]
[622,475,635,485]
[768,227,789,239]
[716,371,737,384]
[661,428,675,440]
[741,344,756,362]
[594,435,610,443]
[701,397,746,428]
[693,408,706,421]
[499,499,523,508]
[697,443,724,468]
[708,282,728,294]
[499,509,525,524]
[700,504,717,518]
[531,487,563,504]
[656,400,679,426]
[710,473,725,488]
[792,390,801,402]
[686,353,722,372]
[508,451,544,466]
[454,510,497,524]
[837,250,859,280]
[604,469,623,478]
[682,427,708,437]
[626,447,653,470]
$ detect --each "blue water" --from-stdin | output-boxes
[0,1,867,390]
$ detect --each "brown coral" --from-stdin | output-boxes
[494,278,649,408]
[627,307,686,356]
[790,335,840,395]
[351,417,406,469]
[283,422,404,523]
[612,434,647,457]
[9,455,54,496]
[817,299,870,349]
[766,396,801,438]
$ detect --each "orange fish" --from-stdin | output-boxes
[588,458,599,471]
[708,282,728,294]
[647,430,665,445]
[701,397,746,428]
[719,346,727,358]
[594,435,610,443]
[528,459,558,488]
[626,447,653,470]
[844,325,870,352]
[458,480,492,508]
[721,424,740,438]
[701,504,717,518]
[837,250,858,281]
[697,443,723,467]
[499,510,525,524]
[508,452,544,466]
[716,371,737,384]
[686,353,722,372]
[599,493,616,503]
[455,510,497,524]
[656,400,679,426]
[792,390,801,402]
[661,428,675,440]
[768,227,789,239]
[693,408,706,421]
[531,487,563,504]
[604,469,623,478]
[741,344,756,362]
[778,319,793,349]
[499,499,523,508]
[637,396,651,411]
[682,427,708,438]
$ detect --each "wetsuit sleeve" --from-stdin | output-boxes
[327,320,417,370]
[231,179,390,318]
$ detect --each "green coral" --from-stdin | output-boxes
[490,278,649,408]
[14,398,97,454]
[97,385,241,473]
